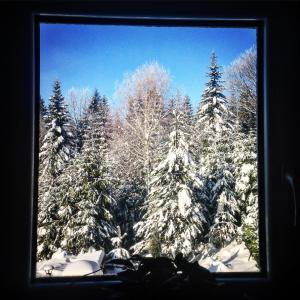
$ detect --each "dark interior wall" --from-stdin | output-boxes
[1,1,299,298]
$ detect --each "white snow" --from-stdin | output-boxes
[62,260,100,276]
[178,187,192,217]
[198,240,258,272]
[51,248,67,259]
[106,248,130,260]
[36,249,105,277]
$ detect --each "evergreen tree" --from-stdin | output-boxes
[58,95,115,254]
[233,127,259,264]
[181,95,193,128]
[194,52,238,249]
[195,52,231,134]
[37,80,75,260]
[39,96,47,145]
[40,95,47,117]
[76,89,101,151]
[132,109,208,259]
[207,153,238,248]
[111,176,145,250]
[200,125,238,249]
[165,96,177,135]
[107,226,130,259]
[88,89,101,114]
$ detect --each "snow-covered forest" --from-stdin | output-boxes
[37,48,259,273]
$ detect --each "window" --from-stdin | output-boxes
[34,15,266,281]
[4,1,298,298]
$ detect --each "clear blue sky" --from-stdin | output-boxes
[40,24,256,111]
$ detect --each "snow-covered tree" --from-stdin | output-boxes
[195,52,231,135]
[208,163,238,248]
[40,95,47,117]
[107,226,130,260]
[65,87,91,152]
[225,47,257,133]
[201,124,238,248]
[58,95,115,254]
[225,47,258,258]
[194,52,238,249]
[165,97,177,131]
[111,62,170,248]
[37,80,75,260]
[132,109,208,259]
[115,62,170,190]
[194,53,230,167]
[109,112,146,249]
[181,95,194,132]
[39,96,47,145]
[233,127,258,264]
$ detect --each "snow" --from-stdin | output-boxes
[36,249,105,277]
[213,96,217,105]
[62,260,100,276]
[241,163,254,174]
[37,56,259,274]
[106,248,130,260]
[51,248,67,259]
[198,240,258,272]
[178,187,192,217]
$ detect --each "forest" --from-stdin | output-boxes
[37,47,259,268]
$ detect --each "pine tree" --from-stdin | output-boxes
[37,80,75,260]
[195,52,231,134]
[194,52,238,249]
[165,96,178,135]
[88,89,101,114]
[233,127,259,264]
[76,89,101,152]
[107,226,130,259]
[208,157,238,248]
[40,95,47,117]
[181,95,193,129]
[198,125,238,249]
[58,95,115,254]
[132,109,208,259]
[39,96,47,145]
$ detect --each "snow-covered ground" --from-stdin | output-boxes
[198,240,259,272]
[36,241,258,277]
[36,248,105,277]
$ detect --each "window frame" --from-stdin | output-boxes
[30,12,269,288]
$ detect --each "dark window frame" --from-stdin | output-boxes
[31,13,268,287]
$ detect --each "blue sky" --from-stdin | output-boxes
[40,24,256,111]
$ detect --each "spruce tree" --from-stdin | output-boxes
[58,95,115,254]
[195,52,231,134]
[40,95,47,117]
[194,52,238,249]
[37,80,74,260]
[76,89,101,152]
[165,96,177,135]
[181,95,193,128]
[233,127,259,264]
[39,96,47,145]
[132,109,208,259]
[107,226,130,259]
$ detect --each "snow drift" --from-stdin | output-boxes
[198,240,258,272]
